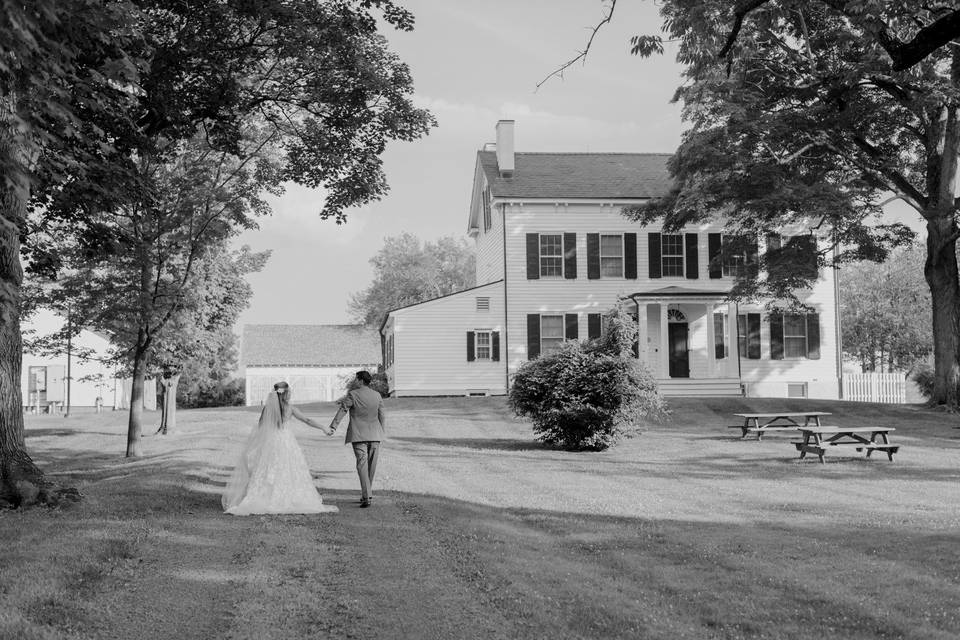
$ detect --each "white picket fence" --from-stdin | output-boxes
[842,373,906,403]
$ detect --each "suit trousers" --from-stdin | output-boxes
[352,441,380,500]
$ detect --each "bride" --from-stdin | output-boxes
[222,381,338,515]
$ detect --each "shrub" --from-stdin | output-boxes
[336,370,389,397]
[509,302,667,451]
[178,377,245,408]
[911,364,935,400]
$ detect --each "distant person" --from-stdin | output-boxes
[222,381,338,515]
[330,371,385,508]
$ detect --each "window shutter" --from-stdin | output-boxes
[713,312,725,359]
[586,233,600,279]
[746,236,759,277]
[563,232,577,279]
[766,233,783,281]
[769,313,784,360]
[685,233,699,279]
[624,233,637,279]
[587,313,602,340]
[565,313,578,340]
[648,233,662,278]
[526,234,540,280]
[527,314,540,359]
[747,313,761,360]
[466,331,476,362]
[492,331,500,362]
[632,312,640,358]
[708,233,722,279]
[806,313,821,359]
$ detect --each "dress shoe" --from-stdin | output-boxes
[360,498,371,508]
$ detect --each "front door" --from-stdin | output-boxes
[668,323,690,378]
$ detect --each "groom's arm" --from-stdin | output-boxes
[292,407,332,434]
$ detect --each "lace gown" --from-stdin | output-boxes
[222,395,338,515]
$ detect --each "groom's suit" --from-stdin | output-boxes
[336,385,385,504]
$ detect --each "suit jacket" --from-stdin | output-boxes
[338,385,385,444]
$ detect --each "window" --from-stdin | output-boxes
[475,331,492,360]
[28,366,46,393]
[722,236,754,278]
[783,314,808,358]
[787,382,808,398]
[600,234,624,277]
[661,234,684,277]
[476,297,490,311]
[540,315,565,355]
[539,234,563,277]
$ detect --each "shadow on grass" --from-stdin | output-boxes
[6,451,960,640]
[391,436,547,452]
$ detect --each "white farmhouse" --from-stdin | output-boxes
[242,324,381,405]
[21,309,156,412]
[381,121,842,399]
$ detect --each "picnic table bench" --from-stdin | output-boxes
[729,412,832,440]
[794,426,898,463]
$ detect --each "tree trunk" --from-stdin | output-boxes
[0,126,45,507]
[924,216,960,406]
[158,373,180,435]
[126,336,149,457]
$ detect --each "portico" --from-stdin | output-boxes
[625,287,741,393]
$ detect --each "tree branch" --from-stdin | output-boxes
[718,0,774,59]
[536,0,617,89]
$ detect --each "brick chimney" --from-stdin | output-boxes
[495,120,514,178]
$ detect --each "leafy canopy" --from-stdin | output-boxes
[622,2,960,305]
[349,233,476,327]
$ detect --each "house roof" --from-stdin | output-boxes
[242,324,381,367]
[477,151,673,199]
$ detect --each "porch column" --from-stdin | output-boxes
[659,303,669,378]
[727,302,738,378]
[706,303,715,378]
[637,302,648,365]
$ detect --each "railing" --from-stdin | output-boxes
[842,373,906,403]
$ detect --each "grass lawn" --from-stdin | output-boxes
[2,396,959,639]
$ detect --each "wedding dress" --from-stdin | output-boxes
[222,391,338,515]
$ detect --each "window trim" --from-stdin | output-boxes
[474,330,493,361]
[661,233,685,278]
[539,314,565,355]
[782,313,809,359]
[538,233,564,278]
[598,233,625,278]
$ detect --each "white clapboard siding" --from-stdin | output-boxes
[385,281,506,396]
[500,202,840,399]
[474,189,505,284]
[842,373,906,403]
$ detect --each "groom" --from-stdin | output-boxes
[330,371,385,508]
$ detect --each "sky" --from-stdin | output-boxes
[230,0,925,332]
[232,0,687,329]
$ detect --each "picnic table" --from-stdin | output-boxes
[794,426,899,463]
[729,412,832,440]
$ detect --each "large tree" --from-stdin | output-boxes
[348,233,476,327]
[840,243,931,373]
[589,1,960,406]
[150,244,269,434]
[1,0,143,506]
[4,0,433,504]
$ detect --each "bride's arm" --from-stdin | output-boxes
[292,407,332,435]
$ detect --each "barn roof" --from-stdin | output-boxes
[477,151,673,200]
[242,324,381,367]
